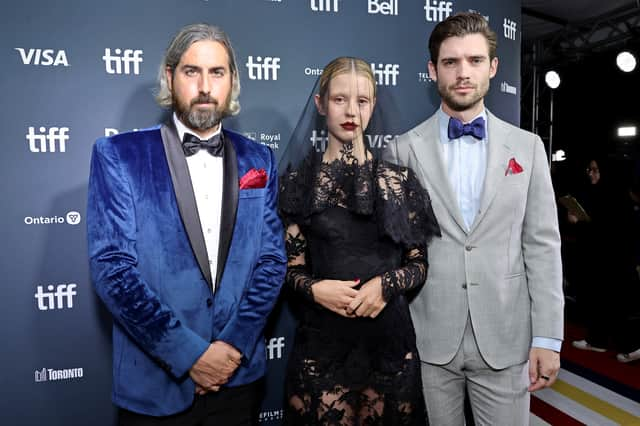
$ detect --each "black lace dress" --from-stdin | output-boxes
[279,149,439,425]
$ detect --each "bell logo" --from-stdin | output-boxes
[246,56,280,81]
[311,0,339,12]
[368,0,398,15]
[15,48,69,67]
[26,126,69,153]
[34,283,77,310]
[103,48,143,75]
[371,63,400,86]
[266,337,285,360]
[503,18,517,40]
[424,0,453,22]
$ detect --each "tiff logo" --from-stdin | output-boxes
[26,127,69,153]
[103,48,143,75]
[311,0,339,12]
[500,81,517,95]
[266,337,285,360]
[368,0,397,15]
[246,56,280,80]
[35,283,77,310]
[15,48,69,67]
[503,18,517,40]
[371,63,399,86]
[425,0,453,22]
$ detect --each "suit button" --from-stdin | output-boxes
[461,283,467,289]
[465,245,473,251]
[206,298,213,307]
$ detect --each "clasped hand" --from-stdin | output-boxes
[190,340,242,395]
[311,276,386,318]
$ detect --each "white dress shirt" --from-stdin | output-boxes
[173,114,223,293]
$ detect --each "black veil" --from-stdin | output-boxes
[277,59,440,247]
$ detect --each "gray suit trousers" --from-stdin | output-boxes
[421,316,530,426]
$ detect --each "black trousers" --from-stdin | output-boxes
[118,381,263,426]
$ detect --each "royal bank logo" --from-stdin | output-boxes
[24,211,82,226]
[103,48,143,75]
[35,283,78,310]
[34,367,84,383]
[311,0,339,12]
[15,48,69,67]
[246,56,280,81]
[503,18,517,40]
[424,0,453,22]
[26,126,69,153]
[371,63,399,86]
[500,81,517,95]
[244,132,281,150]
[368,0,398,15]
[266,337,285,360]
[259,409,284,422]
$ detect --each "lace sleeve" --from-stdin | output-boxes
[284,224,316,302]
[380,246,427,302]
[376,162,441,248]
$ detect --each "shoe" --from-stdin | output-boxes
[572,339,606,352]
[616,348,640,363]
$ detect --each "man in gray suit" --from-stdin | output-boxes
[395,12,564,425]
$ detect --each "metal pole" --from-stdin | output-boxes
[532,43,538,133]
[548,90,554,167]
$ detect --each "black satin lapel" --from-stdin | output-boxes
[160,122,213,287]
[216,131,239,287]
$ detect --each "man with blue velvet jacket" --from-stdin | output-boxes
[87,23,286,425]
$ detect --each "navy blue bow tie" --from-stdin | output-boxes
[182,132,223,157]
[447,116,486,140]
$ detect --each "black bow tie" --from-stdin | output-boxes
[182,132,223,157]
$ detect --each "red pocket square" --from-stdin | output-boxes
[239,168,268,189]
[505,158,524,176]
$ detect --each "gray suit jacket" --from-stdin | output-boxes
[396,110,563,369]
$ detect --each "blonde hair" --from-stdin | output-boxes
[317,57,376,105]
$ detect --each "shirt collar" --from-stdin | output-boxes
[438,107,488,144]
[173,112,222,142]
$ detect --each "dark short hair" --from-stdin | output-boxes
[428,12,497,64]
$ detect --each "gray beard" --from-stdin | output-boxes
[181,107,221,131]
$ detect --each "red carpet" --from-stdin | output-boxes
[562,322,640,392]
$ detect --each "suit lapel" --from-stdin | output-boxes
[410,115,468,233]
[215,131,238,288]
[160,122,213,287]
[469,110,513,233]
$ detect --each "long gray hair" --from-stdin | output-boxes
[155,23,241,116]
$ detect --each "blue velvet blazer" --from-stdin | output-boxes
[87,124,286,416]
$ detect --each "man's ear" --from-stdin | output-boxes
[427,61,438,82]
[314,94,326,116]
[165,66,173,91]
[489,57,499,79]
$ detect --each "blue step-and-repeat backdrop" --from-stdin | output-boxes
[0,1,520,424]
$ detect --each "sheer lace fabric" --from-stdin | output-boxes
[279,149,438,425]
